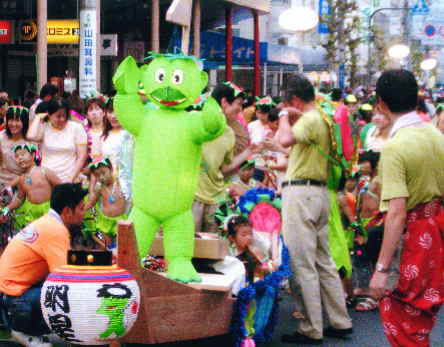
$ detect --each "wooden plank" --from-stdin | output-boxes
[160,272,234,294]
[122,294,235,344]
[117,221,234,344]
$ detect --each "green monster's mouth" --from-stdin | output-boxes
[150,87,187,106]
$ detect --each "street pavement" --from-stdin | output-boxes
[1,292,443,346]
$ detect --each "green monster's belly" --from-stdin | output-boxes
[131,121,202,219]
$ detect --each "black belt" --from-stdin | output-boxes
[282,179,326,188]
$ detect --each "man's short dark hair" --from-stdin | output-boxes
[39,83,58,99]
[376,69,418,114]
[51,183,88,214]
[212,83,244,106]
[331,88,343,102]
[285,74,315,103]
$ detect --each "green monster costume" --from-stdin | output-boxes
[112,53,226,283]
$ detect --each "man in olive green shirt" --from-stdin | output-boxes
[193,82,258,233]
[370,70,444,347]
[278,74,352,345]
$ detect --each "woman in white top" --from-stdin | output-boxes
[364,112,392,152]
[27,99,88,182]
[101,98,134,204]
[0,106,32,185]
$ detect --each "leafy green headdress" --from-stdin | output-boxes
[88,157,113,171]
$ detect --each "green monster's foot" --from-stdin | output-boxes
[166,258,202,283]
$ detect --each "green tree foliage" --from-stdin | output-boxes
[319,0,363,88]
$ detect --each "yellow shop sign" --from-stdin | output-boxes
[21,20,80,44]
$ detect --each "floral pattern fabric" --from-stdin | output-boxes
[380,200,444,347]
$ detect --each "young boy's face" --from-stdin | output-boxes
[268,119,279,132]
[345,178,357,192]
[359,161,372,176]
[232,224,253,251]
[15,149,34,170]
[222,97,243,119]
[239,167,254,182]
[93,165,113,185]
[256,110,268,123]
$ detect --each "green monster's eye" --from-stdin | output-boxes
[171,69,184,85]
[155,68,166,83]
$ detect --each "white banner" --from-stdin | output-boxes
[79,9,97,98]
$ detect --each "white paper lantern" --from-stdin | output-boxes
[40,264,140,345]
[279,7,319,32]
[388,44,410,60]
[420,58,438,71]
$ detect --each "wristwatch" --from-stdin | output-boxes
[376,263,389,273]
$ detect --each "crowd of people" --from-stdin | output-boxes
[0,67,442,347]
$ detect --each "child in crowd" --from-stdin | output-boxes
[85,158,128,250]
[226,215,271,284]
[263,108,289,191]
[346,151,381,312]
[229,160,260,200]
[101,98,133,203]
[248,97,275,184]
[1,144,62,229]
[85,97,106,160]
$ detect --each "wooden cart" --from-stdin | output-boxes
[115,221,236,345]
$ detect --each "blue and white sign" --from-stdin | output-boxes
[410,0,430,15]
[171,30,268,67]
[79,9,97,98]
[318,0,330,34]
[338,64,346,89]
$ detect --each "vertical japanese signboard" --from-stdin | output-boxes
[318,0,330,34]
[79,9,97,98]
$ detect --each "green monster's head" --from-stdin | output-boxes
[141,52,208,110]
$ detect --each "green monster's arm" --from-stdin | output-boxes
[112,56,145,136]
[190,97,226,144]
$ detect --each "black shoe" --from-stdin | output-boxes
[281,331,323,344]
[324,326,353,338]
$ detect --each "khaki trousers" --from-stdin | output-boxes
[192,200,219,234]
[282,184,352,339]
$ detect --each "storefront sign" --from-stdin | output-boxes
[47,20,80,44]
[0,20,14,44]
[171,30,267,65]
[20,20,80,44]
[318,0,330,34]
[79,10,97,98]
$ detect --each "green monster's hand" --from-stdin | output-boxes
[201,96,226,136]
[113,56,141,95]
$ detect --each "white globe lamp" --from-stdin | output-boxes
[388,44,410,60]
[420,58,438,71]
[279,7,319,32]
